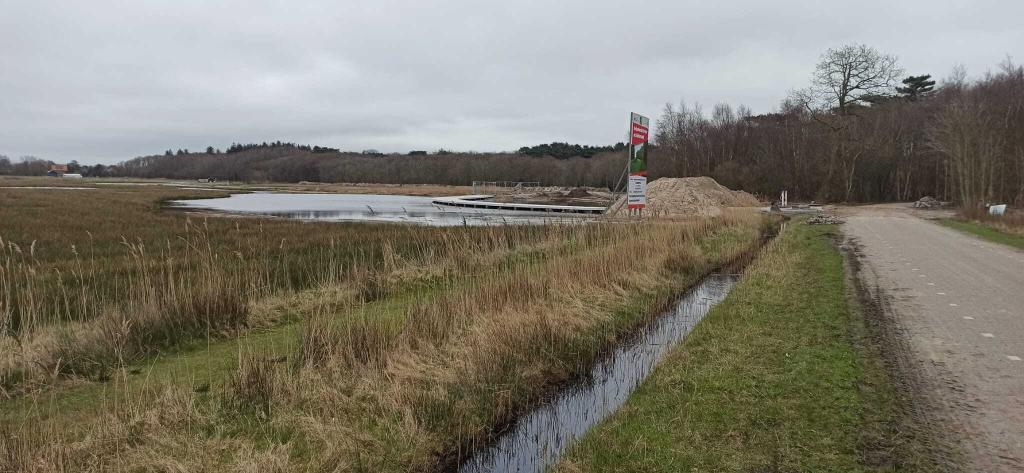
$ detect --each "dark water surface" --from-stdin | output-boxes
[458,274,738,473]
[171,193,594,226]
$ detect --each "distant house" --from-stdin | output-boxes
[47,164,68,177]
[362,149,382,155]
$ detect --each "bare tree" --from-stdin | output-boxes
[808,44,903,115]
[943,64,969,92]
[711,103,735,127]
[929,96,1003,207]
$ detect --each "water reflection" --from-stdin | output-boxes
[459,274,738,473]
[171,193,594,226]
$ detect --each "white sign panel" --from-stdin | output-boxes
[627,175,647,208]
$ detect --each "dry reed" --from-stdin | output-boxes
[2,195,771,471]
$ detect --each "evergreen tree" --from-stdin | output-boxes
[897,74,936,101]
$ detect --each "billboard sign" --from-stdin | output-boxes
[628,112,650,210]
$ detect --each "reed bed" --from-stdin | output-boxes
[1,181,772,471]
[2,203,771,472]
[0,185,583,394]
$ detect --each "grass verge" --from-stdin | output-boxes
[556,221,937,472]
[939,218,1024,250]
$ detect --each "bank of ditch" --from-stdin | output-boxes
[555,221,942,472]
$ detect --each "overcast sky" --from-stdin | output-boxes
[2,1,1022,164]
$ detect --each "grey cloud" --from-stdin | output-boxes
[1,0,1022,163]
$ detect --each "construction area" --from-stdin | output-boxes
[469,176,762,216]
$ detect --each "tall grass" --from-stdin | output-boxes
[1,212,770,472]
[0,210,586,393]
[1,183,772,471]
[254,214,768,472]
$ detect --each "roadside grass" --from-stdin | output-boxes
[556,222,932,472]
[939,218,1024,250]
[2,202,772,471]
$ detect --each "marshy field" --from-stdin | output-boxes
[0,177,931,472]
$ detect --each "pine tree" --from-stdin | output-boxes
[897,74,936,101]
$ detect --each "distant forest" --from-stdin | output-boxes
[517,142,626,158]
[648,46,1023,205]
[106,149,632,189]
[3,45,1021,204]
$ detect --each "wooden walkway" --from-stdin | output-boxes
[432,195,606,215]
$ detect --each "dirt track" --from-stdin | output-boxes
[843,204,1024,472]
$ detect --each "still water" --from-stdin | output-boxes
[171,193,595,226]
[458,274,738,473]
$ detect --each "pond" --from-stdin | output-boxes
[171,193,597,226]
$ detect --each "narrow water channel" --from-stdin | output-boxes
[458,274,739,473]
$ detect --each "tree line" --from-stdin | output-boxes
[107,148,628,188]
[654,45,1023,205]
[517,142,626,159]
[5,45,1022,205]
[0,156,112,177]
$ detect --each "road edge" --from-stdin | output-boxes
[840,231,964,472]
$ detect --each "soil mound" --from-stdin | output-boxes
[913,196,944,208]
[565,188,592,198]
[613,177,760,216]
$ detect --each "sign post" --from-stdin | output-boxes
[627,112,650,216]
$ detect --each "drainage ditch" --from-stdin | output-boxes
[457,273,740,473]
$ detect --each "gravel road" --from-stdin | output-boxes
[844,206,1024,471]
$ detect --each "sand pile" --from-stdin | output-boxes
[565,188,592,198]
[613,177,760,216]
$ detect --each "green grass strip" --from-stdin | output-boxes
[939,219,1024,250]
[557,223,908,472]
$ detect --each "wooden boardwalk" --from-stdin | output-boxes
[432,195,606,215]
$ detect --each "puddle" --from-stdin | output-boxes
[171,193,595,226]
[458,273,738,472]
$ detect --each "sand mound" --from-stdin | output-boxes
[565,188,592,198]
[613,177,760,216]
